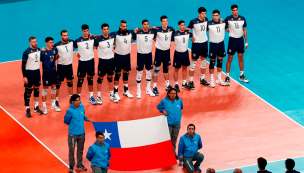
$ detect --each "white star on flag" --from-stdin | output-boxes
[104,129,112,140]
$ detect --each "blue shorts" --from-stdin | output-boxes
[57,64,74,82]
[154,48,171,67]
[77,59,95,78]
[43,70,57,86]
[209,41,226,60]
[173,51,190,68]
[98,58,115,77]
[191,42,208,59]
[24,69,41,88]
[228,37,245,55]
[114,53,131,72]
[137,52,153,71]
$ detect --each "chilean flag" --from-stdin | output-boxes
[92,115,177,171]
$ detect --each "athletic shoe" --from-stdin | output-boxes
[225,76,230,86]
[183,163,186,168]
[89,96,97,105]
[114,92,121,101]
[195,166,202,172]
[68,167,73,173]
[189,81,195,90]
[110,94,119,103]
[175,84,180,92]
[34,106,43,115]
[42,107,48,114]
[96,96,102,104]
[123,90,134,98]
[165,85,172,91]
[51,105,61,112]
[210,80,215,88]
[182,83,190,90]
[136,90,141,99]
[200,79,210,87]
[76,165,87,171]
[239,74,249,83]
[55,100,60,107]
[153,87,160,96]
[216,79,225,86]
[146,88,156,97]
[26,108,31,118]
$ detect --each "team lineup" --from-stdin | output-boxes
[22,5,249,118]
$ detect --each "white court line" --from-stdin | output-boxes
[0,106,76,173]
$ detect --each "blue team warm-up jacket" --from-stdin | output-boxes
[157,97,183,126]
[64,103,88,136]
[86,141,111,169]
[178,133,203,162]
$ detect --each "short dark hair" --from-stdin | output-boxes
[96,131,104,138]
[70,94,80,102]
[101,23,109,29]
[187,124,195,130]
[142,19,149,25]
[178,20,185,25]
[213,10,220,15]
[285,158,295,171]
[29,36,36,42]
[61,30,68,36]
[166,88,179,100]
[82,24,89,30]
[120,20,127,24]
[231,4,238,10]
[198,7,207,13]
[45,37,54,43]
[160,15,167,21]
[257,157,267,170]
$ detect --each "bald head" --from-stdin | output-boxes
[233,168,242,173]
[206,168,215,173]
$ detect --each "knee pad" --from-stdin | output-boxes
[209,60,215,69]
[114,73,121,81]
[51,87,56,94]
[77,78,84,87]
[189,60,197,71]
[123,72,129,81]
[56,82,61,89]
[153,66,161,76]
[97,78,103,84]
[87,77,93,85]
[67,81,73,87]
[41,88,48,96]
[163,66,169,73]
[34,88,39,97]
[107,77,113,82]
[201,59,206,69]
[217,59,223,68]
[25,88,33,96]
[146,70,152,80]
[136,71,143,82]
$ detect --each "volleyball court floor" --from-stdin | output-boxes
[1,43,304,173]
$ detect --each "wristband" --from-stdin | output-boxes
[245,43,248,47]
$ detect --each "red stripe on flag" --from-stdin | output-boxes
[109,140,177,171]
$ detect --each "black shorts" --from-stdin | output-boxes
[24,69,41,88]
[77,59,95,78]
[191,42,208,59]
[154,48,171,68]
[57,64,74,82]
[227,37,245,55]
[209,41,226,60]
[136,52,153,71]
[114,53,131,72]
[173,51,190,68]
[98,58,115,77]
[43,70,57,86]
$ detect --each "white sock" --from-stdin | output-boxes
[51,100,56,107]
[89,92,93,97]
[240,71,244,76]
[137,83,141,90]
[227,73,230,77]
[175,81,178,85]
[69,95,72,99]
[201,74,205,79]
[189,76,193,82]
[97,91,101,97]
[78,94,81,96]
[110,91,114,95]
[210,74,214,80]
[124,84,128,87]
[35,102,39,107]
[153,83,157,88]
[165,80,170,87]
[183,80,187,85]
[26,106,29,109]
[114,85,118,89]
[42,102,46,108]
[147,81,151,89]
[56,97,58,101]
[217,72,221,80]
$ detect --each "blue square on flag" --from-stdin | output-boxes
[92,122,121,148]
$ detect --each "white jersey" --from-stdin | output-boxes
[74,36,95,61]
[173,31,192,53]
[154,26,174,50]
[94,35,114,59]
[112,30,135,55]
[135,30,155,54]
[225,15,247,38]
[54,40,74,65]
[207,20,226,43]
[22,47,41,70]
[188,17,208,43]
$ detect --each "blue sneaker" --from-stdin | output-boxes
[165,85,172,91]
[195,167,201,172]
[153,87,159,96]
[89,96,97,105]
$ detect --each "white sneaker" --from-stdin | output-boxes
[114,92,121,101]
[51,105,61,112]
[123,90,134,98]
[43,107,48,114]
[210,80,215,88]
[216,79,225,86]
[146,88,155,97]
[97,96,102,104]
[136,90,141,99]
[110,94,119,103]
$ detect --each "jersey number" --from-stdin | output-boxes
[124,38,127,44]
[35,54,38,62]
[216,26,220,33]
[182,37,185,43]
[85,43,89,49]
[65,46,68,52]
[145,36,148,42]
[107,42,110,48]
[50,55,54,62]
[165,35,168,41]
[234,23,239,29]
[200,25,205,31]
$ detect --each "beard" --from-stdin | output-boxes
[121,29,127,34]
